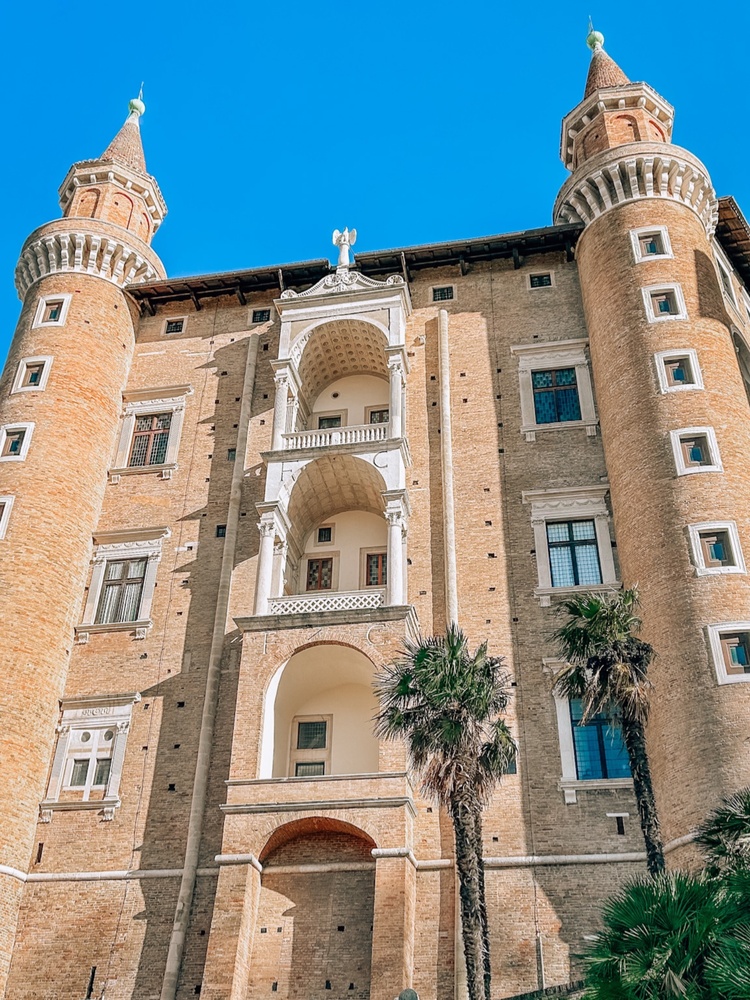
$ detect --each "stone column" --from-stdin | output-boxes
[271,369,290,450]
[370,849,417,1000]
[385,508,405,606]
[388,355,405,439]
[271,539,288,600]
[254,517,277,615]
[200,861,262,1000]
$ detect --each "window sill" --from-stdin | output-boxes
[75,620,152,643]
[39,797,120,822]
[559,777,633,805]
[521,419,598,442]
[676,464,723,477]
[109,463,176,482]
[534,582,621,607]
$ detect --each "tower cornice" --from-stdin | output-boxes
[58,159,167,231]
[15,218,166,300]
[553,142,718,236]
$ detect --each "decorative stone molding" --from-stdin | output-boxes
[15,228,162,298]
[281,268,404,300]
[554,143,718,236]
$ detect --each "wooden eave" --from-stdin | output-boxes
[716,196,750,290]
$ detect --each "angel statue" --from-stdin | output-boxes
[332,227,357,268]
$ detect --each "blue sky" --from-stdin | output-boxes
[2,1,749,362]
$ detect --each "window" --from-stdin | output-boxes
[306,557,333,591]
[0,496,14,540]
[642,283,687,322]
[110,385,192,479]
[687,521,745,576]
[523,486,618,605]
[290,715,331,777]
[432,286,454,302]
[163,318,186,335]
[366,407,390,425]
[510,339,597,440]
[706,624,750,685]
[365,552,387,587]
[532,368,582,424]
[715,256,737,306]
[630,226,672,262]
[12,356,53,394]
[317,414,342,429]
[317,525,333,544]
[569,700,630,780]
[654,349,703,393]
[95,559,146,624]
[252,308,271,324]
[529,272,553,288]
[0,423,34,462]
[33,293,71,328]
[129,413,172,467]
[76,527,169,640]
[546,521,602,588]
[216,525,227,538]
[39,692,140,821]
[670,426,722,476]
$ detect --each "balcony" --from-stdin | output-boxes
[267,588,385,616]
[223,771,415,817]
[281,423,388,451]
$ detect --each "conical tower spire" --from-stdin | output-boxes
[100,94,147,173]
[583,25,629,97]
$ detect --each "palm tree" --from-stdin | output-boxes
[583,869,750,999]
[551,588,665,876]
[374,625,516,1000]
[695,786,750,873]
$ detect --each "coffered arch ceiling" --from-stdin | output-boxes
[286,454,387,543]
[295,319,388,403]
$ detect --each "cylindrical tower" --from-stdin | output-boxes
[554,31,750,857]
[0,99,166,992]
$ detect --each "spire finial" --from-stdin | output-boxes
[129,84,145,118]
[586,18,604,52]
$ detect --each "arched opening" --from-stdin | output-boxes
[261,643,379,779]
[249,820,376,1000]
[108,191,135,229]
[76,188,100,218]
[648,119,666,142]
[612,113,641,142]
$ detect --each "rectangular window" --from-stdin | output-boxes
[643,284,686,321]
[718,265,734,301]
[306,557,333,591]
[432,286,454,302]
[639,233,664,256]
[128,413,172,467]
[93,757,112,786]
[529,273,552,288]
[295,761,326,777]
[680,433,711,467]
[216,525,227,538]
[95,559,146,624]
[297,720,327,749]
[368,408,390,424]
[546,520,602,588]
[664,356,693,387]
[23,363,45,387]
[365,552,387,587]
[2,429,25,457]
[252,308,271,323]
[70,759,89,787]
[652,291,678,315]
[318,414,342,429]
[165,319,184,335]
[671,426,721,476]
[43,301,64,323]
[0,495,16,539]
[720,633,750,675]
[290,714,332,777]
[569,700,631,780]
[699,529,734,568]
[531,368,582,424]
[317,526,333,544]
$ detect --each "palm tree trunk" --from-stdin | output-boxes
[472,808,492,1000]
[450,801,486,1000]
[621,717,665,876]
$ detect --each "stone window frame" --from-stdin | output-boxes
[314,409,348,430]
[545,660,633,804]
[687,521,746,577]
[303,551,340,593]
[109,384,193,481]
[526,270,556,290]
[706,623,750,685]
[39,692,141,822]
[0,495,14,540]
[713,246,738,310]
[315,523,335,546]
[75,526,170,642]
[510,338,598,441]
[670,425,722,477]
[289,714,333,777]
[360,546,388,590]
[11,355,54,394]
[162,316,188,336]
[522,486,619,606]
[653,348,703,394]
[641,282,688,323]
[629,225,674,264]
[431,284,455,304]
[32,292,72,329]
[0,422,34,462]
[364,404,390,425]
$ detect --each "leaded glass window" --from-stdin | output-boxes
[95,559,147,623]
[128,413,172,467]
[531,368,581,424]
[306,557,333,591]
[569,699,630,780]
[546,520,602,587]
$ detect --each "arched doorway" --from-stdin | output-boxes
[248,819,377,1000]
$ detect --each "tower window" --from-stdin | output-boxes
[95,559,147,624]
[432,286,454,302]
[639,233,664,256]
[529,273,553,288]
[33,294,71,328]
[654,349,703,394]
[671,427,723,476]
[707,624,750,685]
[128,413,173,467]
[680,434,710,467]
[252,308,271,324]
[0,496,14,540]
[630,226,672,263]
[546,520,602,588]
[687,521,745,577]
[699,529,733,568]
[0,423,33,462]
[12,356,53,394]
[716,260,735,304]
[652,291,677,315]
[569,699,630,780]
[720,633,750,675]
[44,301,63,322]
[2,429,26,457]
[531,368,581,424]
[164,318,185,335]
[643,283,686,322]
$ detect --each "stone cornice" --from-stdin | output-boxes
[15,219,166,299]
[554,143,718,236]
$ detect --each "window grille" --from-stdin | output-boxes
[128,413,172,467]
[165,320,184,334]
[529,273,552,288]
[295,761,325,777]
[546,520,602,587]
[297,720,327,749]
[95,559,147,623]
[252,309,271,323]
[569,700,630,780]
[432,286,454,302]
[531,368,581,424]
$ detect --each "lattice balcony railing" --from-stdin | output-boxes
[281,423,388,451]
[266,589,386,615]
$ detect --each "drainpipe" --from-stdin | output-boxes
[160,333,260,1000]
[438,309,459,626]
